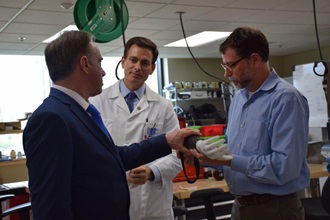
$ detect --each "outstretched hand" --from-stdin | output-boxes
[166,128,201,156]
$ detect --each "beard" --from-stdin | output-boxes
[228,71,251,90]
[229,80,239,91]
[229,77,241,90]
[228,77,248,90]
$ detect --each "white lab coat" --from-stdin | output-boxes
[90,81,182,220]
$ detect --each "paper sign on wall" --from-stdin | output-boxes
[293,63,327,127]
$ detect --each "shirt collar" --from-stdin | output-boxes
[259,68,280,92]
[240,68,280,100]
[242,68,279,95]
[52,84,89,110]
[120,80,145,100]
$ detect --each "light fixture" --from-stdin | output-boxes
[60,2,74,10]
[165,31,231,47]
[18,37,26,42]
[43,25,78,43]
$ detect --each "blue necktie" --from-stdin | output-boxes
[87,104,111,140]
[126,92,137,113]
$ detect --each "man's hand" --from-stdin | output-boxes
[128,165,153,185]
[166,128,201,155]
[190,148,232,166]
[178,151,195,166]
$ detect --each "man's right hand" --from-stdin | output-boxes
[165,128,201,156]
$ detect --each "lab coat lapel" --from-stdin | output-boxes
[108,81,131,114]
[132,96,148,115]
[130,85,158,116]
[116,96,131,114]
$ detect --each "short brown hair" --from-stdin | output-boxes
[123,37,159,64]
[45,30,94,82]
[219,27,269,62]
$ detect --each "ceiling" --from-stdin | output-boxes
[0,0,330,58]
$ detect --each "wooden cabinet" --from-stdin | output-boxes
[0,122,22,135]
[0,121,27,184]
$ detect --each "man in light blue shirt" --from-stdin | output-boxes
[191,27,309,220]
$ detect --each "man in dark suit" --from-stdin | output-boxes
[23,30,199,220]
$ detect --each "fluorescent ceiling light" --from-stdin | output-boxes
[165,31,231,47]
[43,25,79,43]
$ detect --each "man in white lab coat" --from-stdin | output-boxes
[90,37,182,220]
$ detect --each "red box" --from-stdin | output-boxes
[200,124,225,137]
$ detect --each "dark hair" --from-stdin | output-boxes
[44,30,94,82]
[219,27,269,62]
[123,37,159,64]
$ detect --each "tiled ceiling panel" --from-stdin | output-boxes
[0,0,328,57]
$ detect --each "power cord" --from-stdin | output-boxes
[177,11,226,83]
[312,0,328,79]
[312,0,330,145]
[115,0,127,80]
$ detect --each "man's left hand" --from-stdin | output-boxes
[128,165,153,185]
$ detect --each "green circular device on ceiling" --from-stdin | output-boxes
[74,0,129,43]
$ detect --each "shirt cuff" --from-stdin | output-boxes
[149,165,161,183]
[231,155,249,174]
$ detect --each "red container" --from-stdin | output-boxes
[177,117,186,128]
[200,124,225,137]
[172,166,205,183]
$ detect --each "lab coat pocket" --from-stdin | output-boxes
[143,122,163,140]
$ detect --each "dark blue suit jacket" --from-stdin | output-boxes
[23,88,171,220]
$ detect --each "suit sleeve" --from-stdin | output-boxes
[23,112,74,220]
[118,134,171,171]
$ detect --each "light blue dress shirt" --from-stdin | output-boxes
[224,69,310,195]
[120,80,145,107]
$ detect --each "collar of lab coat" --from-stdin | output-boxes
[119,80,145,100]
[108,80,159,102]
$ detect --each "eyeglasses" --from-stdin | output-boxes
[221,56,248,72]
